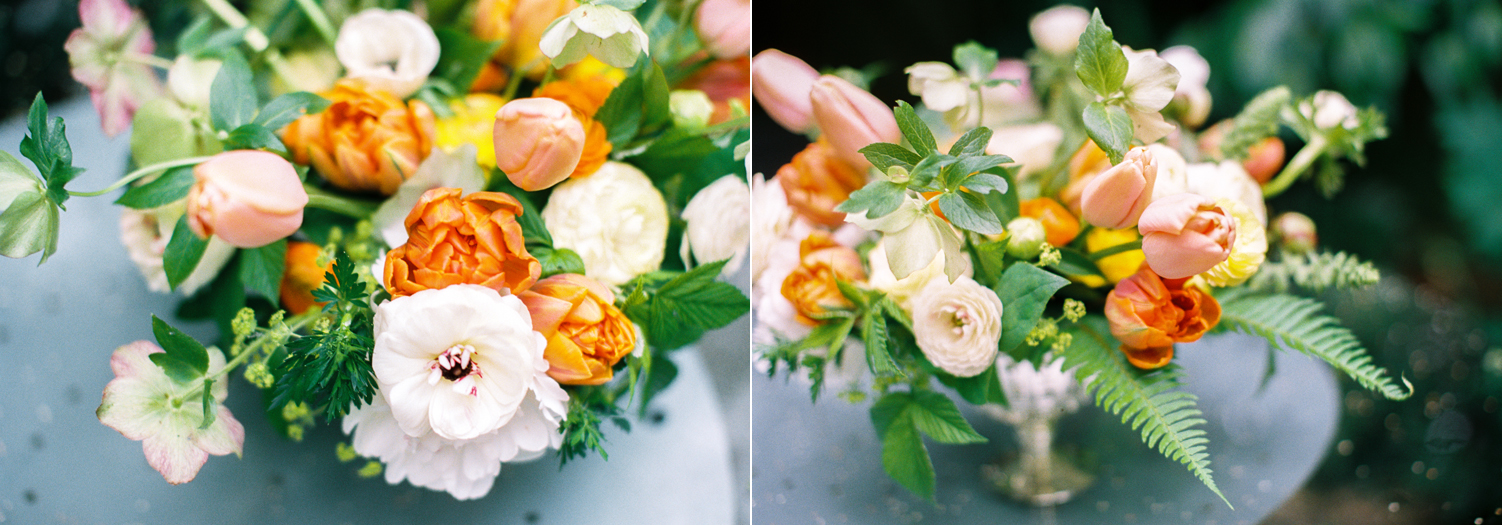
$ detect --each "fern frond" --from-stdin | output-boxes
[1217,293,1412,401]
[1059,317,1231,508]
[1246,250,1380,293]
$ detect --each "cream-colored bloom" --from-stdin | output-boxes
[986,122,1063,181]
[372,284,562,441]
[1120,46,1181,143]
[750,174,797,283]
[120,203,235,295]
[1159,45,1211,128]
[906,62,971,113]
[680,174,749,275]
[1029,5,1090,56]
[866,239,971,306]
[538,3,650,68]
[1198,198,1267,287]
[372,145,488,249]
[542,161,669,286]
[1146,143,1189,201]
[1185,160,1267,226]
[669,89,715,129]
[335,9,440,98]
[166,56,220,109]
[909,276,1003,377]
[1301,90,1359,130]
[846,195,966,282]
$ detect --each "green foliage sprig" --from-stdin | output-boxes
[270,249,378,421]
[1246,250,1381,293]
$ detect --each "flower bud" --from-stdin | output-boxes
[1005,217,1048,260]
[494,97,587,191]
[752,49,820,134]
[1242,137,1285,184]
[1018,197,1080,247]
[1080,146,1158,229]
[187,150,308,248]
[810,75,901,169]
[1029,5,1090,56]
[1138,193,1236,279]
[669,89,715,129]
[1303,90,1359,130]
[1271,211,1318,254]
[694,0,749,59]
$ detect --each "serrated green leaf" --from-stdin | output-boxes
[981,168,1020,222]
[210,53,256,132]
[116,166,195,209]
[908,154,956,190]
[1083,101,1133,165]
[908,390,987,444]
[150,315,209,383]
[872,396,935,501]
[995,263,1071,353]
[860,142,922,171]
[239,240,287,300]
[1074,9,1128,98]
[597,65,645,146]
[937,191,1002,234]
[1220,86,1290,160]
[961,172,1009,194]
[835,180,905,218]
[199,378,217,429]
[20,94,81,208]
[535,246,586,277]
[637,355,678,415]
[254,92,330,131]
[894,101,937,157]
[948,155,1013,190]
[163,215,209,290]
[863,311,901,376]
[948,126,994,157]
[1217,293,1411,400]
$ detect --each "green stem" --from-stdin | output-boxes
[1087,240,1141,260]
[68,156,214,197]
[304,185,379,218]
[207,312,318,382]
[1261,135,1326,198]
[502,58,541,100]
[292,0,338,48]
[123,52,175,70]
[691,116,750,136]
[201,0,270,51]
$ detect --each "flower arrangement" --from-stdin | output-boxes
[1,0,748,500]
[753,6,1410,505]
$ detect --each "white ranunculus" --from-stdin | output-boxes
[846,195,966,283]
[908,276,1003,378]
[985,122,1063,181]
[343,388,565,500]
[166,56,221,109]
[866,239,971,307]
[680,174,750,276]
[538,3,649,69]
[119,203,235,295]
[1029,5,1091,56]
[372,145,487,249]
[750,174,796,283]
[1185,160,1267,225]
[371,284,562,442]
[1146,143,1189,201]
[1301,90,1359,130]
[1120,46,1181,143]
[334,8,440,98]
[542,161,669,286]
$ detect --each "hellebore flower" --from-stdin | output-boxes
[64,0,166,136]
[538,3,650,69]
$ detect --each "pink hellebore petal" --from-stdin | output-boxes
[1138,193,1237,279]
[97,341,245,485]
[1080,146,1158,229]
[810,75,900,170]
[751,49,820,134]
[64,0,164,136]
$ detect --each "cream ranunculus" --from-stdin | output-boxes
[1119,46,1181,143]
[334,8,441,98]
[371,284,562,441]
[542,161,669,286]
[1185,160,1267,226]
[908,276,1004,378]
[538,3,650,69]
[680,174,750,275]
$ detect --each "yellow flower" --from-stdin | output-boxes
[559,56,626,85]
[434,93,508,170]
[1075,227,1146,288]
[1199,198,1267,287]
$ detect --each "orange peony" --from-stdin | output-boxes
[281,80,436,196]
[1104,264,1221,369]
[781,232,866,326]
[518,273,636,385]
[279,241,330,315]
[1018,197,1080,247]
[383,188,541,298]
[776,138,867,228]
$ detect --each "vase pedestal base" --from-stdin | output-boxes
[982,449,1095,507]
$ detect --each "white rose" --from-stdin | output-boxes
[985,122,1062,181]
[543,161,669,286]
[334,8,440,98]
[1029,5,1090,56]
[119,203,235,295]
[1120,46,1181,143]
[908,276,1003,378]
[538,3,650,68]
[371,284,562,441]
[680,174,750,275]
[1185,160,1267,225]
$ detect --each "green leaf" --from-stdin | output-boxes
[0,187,59,262]
[860,142,922,171]
[116,166,195,209]
[953,41,1000,81]
[947,126,993,157]
[907,390,988,444]
[871,396,936,501]
[150,315,210,383]
[636,355,678,415]
[961,172,1009,194]
[1216,293,1412,400]
[239,240,287,300]
[209,52,257,132]
[947,154,1013,188]
[835,180,905,218]
[19,94,82,208]
[432,28,503,91]
[597,66,644,146]
[1074,9,1128,98]
[1050,246,1105,277]
[199,378,217,430]
[627,261,750,350]
[981,168,1020,222]
[594,0,646,10]
[937,191,1002,234]
[862,311,901,376]
[163,215,209,291]
[534,246,587,277]
[908,154,956,190]
[1245,250,1381,293]
[254,92,331,131]
[225,123,285,153]
[894,101,937,157]
[994,263,1072,354]
[1057,317,1230,508]
[1083,101,1133,165]
[935,365,1007,406]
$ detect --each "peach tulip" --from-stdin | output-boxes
[1079,146,1158,229]
[752,49,820,134]
[1138,193,1236,279]
[810,75,900,169]
[187,151,308,248]
[694,0,749,58]
[494,98,587,191]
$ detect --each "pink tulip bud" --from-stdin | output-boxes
[494,97,586,191]
[810,75,901,170]
[752,49,820,133]
[694,0,749,59]
[1138,193,1236,279]
[1080,146,1158,229]
[187,150,308,248]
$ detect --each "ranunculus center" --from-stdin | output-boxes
[430,343,481,389]
[942,304,973,336]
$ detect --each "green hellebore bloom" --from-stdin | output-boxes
[0,151,60,262]
[538,3,650,69]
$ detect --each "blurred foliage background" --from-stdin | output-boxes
[754,0,1502,523]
